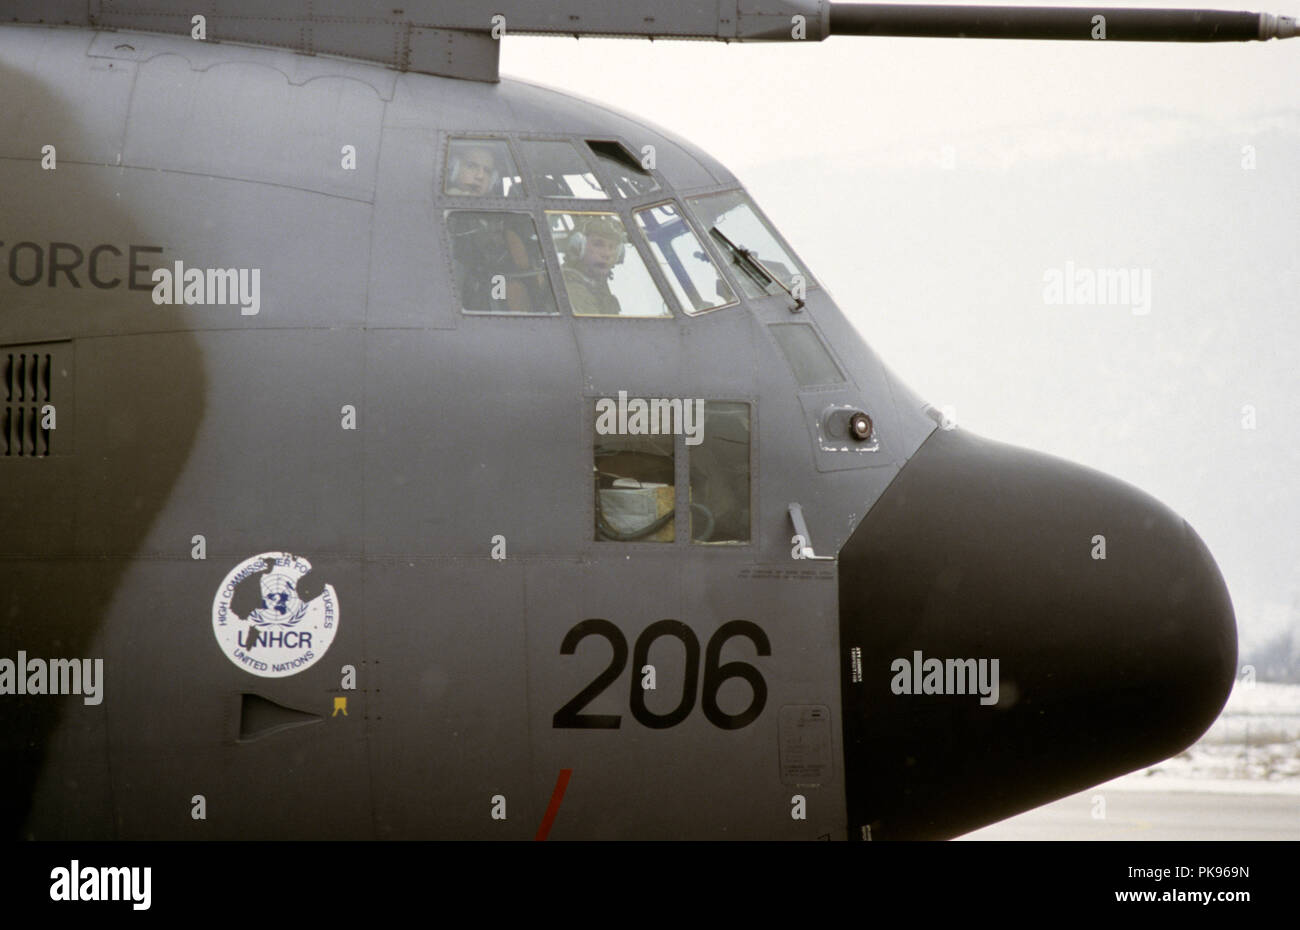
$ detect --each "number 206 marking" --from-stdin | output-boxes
[552,619,771,730]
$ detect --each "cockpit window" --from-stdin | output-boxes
[690,402,751,544]
[587,140,661,198]
[632,203,736,315]
[520,140,607,199]
[769,324,845,386]
[547,211,672,318]
[687,190,813,299]
[593,398,751,545]
[444,138,523,198]
[594,417,675,542]
[446,210,558,314]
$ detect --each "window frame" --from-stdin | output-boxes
[586,393,757,551]
[685,188,819,300]
[544,208,676,320]
[631,199,741,317]
[514,136,612,202]
[688,399,755,546]
[441,207,565,317]
[584,138,665,202]
[767,322,848,388]
[437,133,527,201]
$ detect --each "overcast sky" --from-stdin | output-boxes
[501,2,1300,653]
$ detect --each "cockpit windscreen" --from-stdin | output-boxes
[687,191,812,299]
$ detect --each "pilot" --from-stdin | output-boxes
[561,215,626,316]
[445,142,499,197]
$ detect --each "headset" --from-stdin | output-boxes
[446,141,501,194]
[567,222,627,265]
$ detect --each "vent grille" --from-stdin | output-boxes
[2,345,69,457]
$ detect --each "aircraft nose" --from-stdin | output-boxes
[838,426,1236,840]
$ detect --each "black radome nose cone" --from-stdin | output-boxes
[839,427,1236,840]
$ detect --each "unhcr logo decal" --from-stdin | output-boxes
[212,552,338,678]
[595,391,705,446]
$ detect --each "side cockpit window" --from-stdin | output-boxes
[687,191,813,300]
[769,324,844,386]
[446,211,557,314]
[633,203,736,315]
[519,140,607,199]
[587,140,660,198]
[548,211,671,318]
[690,402,750,544]
[594,426,675,542]
[593,398,751,546]
[444,138,524,198]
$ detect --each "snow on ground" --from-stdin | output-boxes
[1100,681,1300,794]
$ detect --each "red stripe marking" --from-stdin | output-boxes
[534,769,572,841]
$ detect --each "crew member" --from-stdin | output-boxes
[446,142,499,196]
[561,215,627,316]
